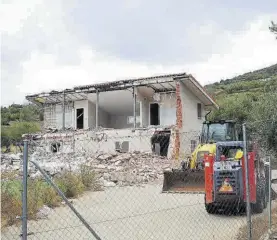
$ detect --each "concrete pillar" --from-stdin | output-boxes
[96,90,99,129]
[62,91,65,131]
[133,87,137,128]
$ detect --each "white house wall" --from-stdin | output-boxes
[136,89,149,127]
[136,88,176,128]
[44,104,56,129]
[98,107,110,128]
[108,115,132,129]
[159,92,176,126]
[87,101,110,129]
[44,103,73,129]
[179,81,205,158]
[140,100,149,127]
[180,82,205,132]
[88,101,96,129]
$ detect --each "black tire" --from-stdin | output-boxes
[252,180,264,214]
[204,194,216,214]
[263,188,268,209]
[261,177,268,208]
[205,203,215,214]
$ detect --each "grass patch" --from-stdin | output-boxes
[55,172,85,198]
[1,165,101,229]
[79,164,102,191]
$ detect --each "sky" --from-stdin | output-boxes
[1,0,277,106]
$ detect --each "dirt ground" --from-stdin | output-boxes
[236,203,277,240]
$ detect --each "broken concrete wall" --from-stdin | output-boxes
[43,132,75,154]
[38,127,177,159]
[75,128,153,154]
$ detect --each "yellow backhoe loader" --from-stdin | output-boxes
[162,118,241,193]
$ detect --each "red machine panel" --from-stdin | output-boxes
[241,152,256,203]
[204,154,214,203]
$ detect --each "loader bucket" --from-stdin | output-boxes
[162,169,205,193]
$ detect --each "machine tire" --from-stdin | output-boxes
[205,203,215,214]
[252,181,264,214]
[261,177,268,208]
[263,188,267,209]
[204,194,216,214]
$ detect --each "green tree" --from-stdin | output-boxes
[269,21,277,38]
[248,93,277,155]
[1,122,40,150]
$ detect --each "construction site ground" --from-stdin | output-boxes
[2,178,277,240]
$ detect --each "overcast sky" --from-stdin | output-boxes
[1,0,277,106]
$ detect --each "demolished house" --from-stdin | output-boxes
[26,72,218,164]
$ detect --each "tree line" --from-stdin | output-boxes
[1,104,42,151]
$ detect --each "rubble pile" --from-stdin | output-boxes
[1,151,171,187]
[93,151,171,187]
[1,153,22,173]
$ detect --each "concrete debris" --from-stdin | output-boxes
[1,151,171,188]
[103,180,117,187]
[36,205,52,219]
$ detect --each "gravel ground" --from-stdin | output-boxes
[2,171,276,240]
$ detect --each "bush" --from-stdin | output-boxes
[1,189,21,227]
[55,172,85,198]
[1,179,61,228]
[1,169,101,228]
[40,185,61,208]
[79,164,102,191]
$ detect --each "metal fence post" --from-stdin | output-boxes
[268,156,272,234]
[22,140,28,240]
[30,160,102,240]
[243,123,252,240]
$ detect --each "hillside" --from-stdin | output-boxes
[205,63,277,99]
[204,63,277,159]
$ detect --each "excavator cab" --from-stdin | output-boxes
[200,120,239,144]
[162,120,241,194]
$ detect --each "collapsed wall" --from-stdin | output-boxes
[2,128,173,187]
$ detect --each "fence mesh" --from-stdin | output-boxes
[1,126,277,240]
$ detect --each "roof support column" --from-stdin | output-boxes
[62,91,65,131]
[96,89,99,129]
[133,87,137,129]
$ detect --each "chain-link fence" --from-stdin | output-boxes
[1,125,277,240]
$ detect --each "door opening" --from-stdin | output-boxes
[150,103,160,125]
[76,108,84,129]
